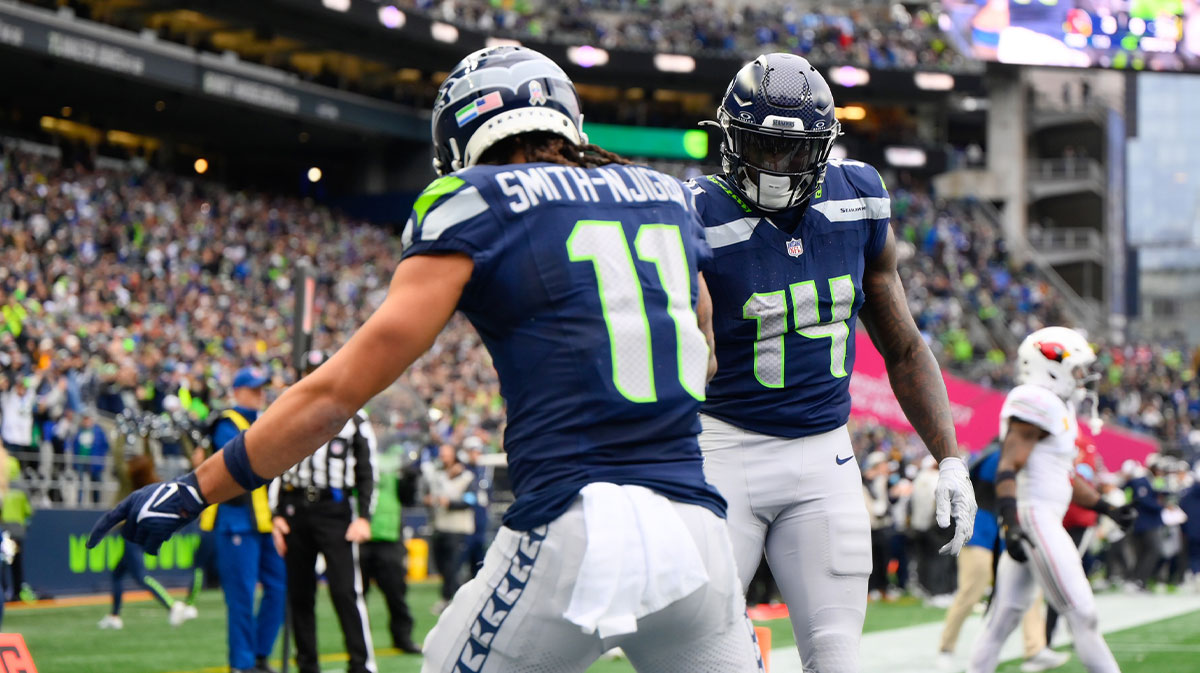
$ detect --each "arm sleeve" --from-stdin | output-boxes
[352,411,378,520]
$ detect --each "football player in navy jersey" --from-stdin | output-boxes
[690,53,978,672]
[89,46,763,673]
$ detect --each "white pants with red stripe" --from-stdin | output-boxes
[968,504,1120,673]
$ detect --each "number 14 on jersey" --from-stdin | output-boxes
[743,276,855,388]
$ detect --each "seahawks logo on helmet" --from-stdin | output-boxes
[703,53,841,212]
[431,46,587,176]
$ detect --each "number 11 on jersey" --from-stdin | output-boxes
[567,220,708,404]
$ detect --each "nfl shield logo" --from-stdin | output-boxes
[785,237,804,257]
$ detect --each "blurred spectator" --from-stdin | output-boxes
[72,413,109,494]
[1180,466,1200,588]
[204,369,284,673]
[1127,460,1165,591]
[1,375,37,471]
[909,456,954,600]
[422,443,476,615]
[863,451,896,600]
[0,453,33,603]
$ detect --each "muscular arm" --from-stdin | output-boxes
[696,272,718,383]
[1071,475,1102,510]
[995,419,1044,501]
[860,228,958,462]
[194,254,472,503]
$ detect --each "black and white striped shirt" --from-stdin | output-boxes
[271,409,378,519]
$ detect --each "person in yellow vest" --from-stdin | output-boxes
[203,368,285,673]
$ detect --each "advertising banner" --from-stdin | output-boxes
[850,331,1158,467]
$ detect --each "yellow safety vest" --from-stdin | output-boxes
[199,410,273,533]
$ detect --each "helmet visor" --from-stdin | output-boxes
[728,123,837,175]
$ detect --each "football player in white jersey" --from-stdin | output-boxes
[969,327,1136,673]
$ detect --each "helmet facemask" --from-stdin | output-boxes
[715,108,840,212]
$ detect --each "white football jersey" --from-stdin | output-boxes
[1000,384,1078,512]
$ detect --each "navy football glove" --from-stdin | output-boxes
[998,497,1034,564]
[87,472,207,554]
[1094,500,1137,532]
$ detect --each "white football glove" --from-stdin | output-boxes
[935,456,977,555]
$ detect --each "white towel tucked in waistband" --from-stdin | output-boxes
[562,482,710,639]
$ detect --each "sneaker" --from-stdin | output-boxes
[98,614,124,630]
[1020,648,1070,672]
[936,651,956,672]
[169,600,196,626]
[868,590,882,601]
[18,583,36,604]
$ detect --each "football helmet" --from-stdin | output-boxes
[432,45,586,176]
[706,53,841,212]
[1015,326,1097,401]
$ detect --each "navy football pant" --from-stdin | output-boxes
[216,530,286,670]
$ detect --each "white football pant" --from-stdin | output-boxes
[968,504,1120,673]
[701,415,872,673]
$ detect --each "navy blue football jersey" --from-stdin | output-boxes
[401,162,725,530]
[692,159,891,438]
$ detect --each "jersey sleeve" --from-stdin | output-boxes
[1001,384,1071,436]
[839,160,891,261]
[400,171,503,275]
[681,177,714,273]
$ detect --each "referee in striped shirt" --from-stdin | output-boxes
[271,351,377,673]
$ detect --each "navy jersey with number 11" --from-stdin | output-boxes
[692,159,891,438]
[401,161,725,531]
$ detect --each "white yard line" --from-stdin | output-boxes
[766,592,1200,673]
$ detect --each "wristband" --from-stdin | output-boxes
[221,431,272,491]
[995,470,1017,486]
[1089,500,1113,516]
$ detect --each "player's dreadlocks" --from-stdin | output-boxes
[479,131,631,170]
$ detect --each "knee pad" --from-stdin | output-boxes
[1064,607,1099,633]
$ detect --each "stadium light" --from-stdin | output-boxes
[913,72,955,91]
[307,167,323,183]
[654,54,696,73]
[194,158,209,175]
[378,6,405,29]
[835,105,867,121]
[884,146,927,168]
[567,45,609,68]
[431,21,459,43]
[829,66,869,88]
[61,106,72,118]
[486,37,521,48]
[322,0,351,11]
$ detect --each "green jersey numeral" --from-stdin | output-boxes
[742,275,855,387]
[567,220,707,404]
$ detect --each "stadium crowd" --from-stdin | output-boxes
[0,140,1198,608]
[405,0,968,71]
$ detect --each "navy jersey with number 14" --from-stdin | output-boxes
[402,161,726,531]
[691,159,891,438]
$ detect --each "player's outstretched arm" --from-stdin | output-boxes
[697,273,718,383]
[861,227,976,553]
[88,254,472,552]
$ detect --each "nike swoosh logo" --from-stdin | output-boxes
[835,455,854,465]
[138,483,181,522]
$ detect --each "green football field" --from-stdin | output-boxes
[8,582,1200,673]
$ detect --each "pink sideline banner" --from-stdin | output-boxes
[849,331,1157,468]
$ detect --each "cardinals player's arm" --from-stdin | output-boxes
[996,419,1043,500]
[197,254,472,503]
[1072,466,1137,526]
[860,227,958,463]
[697,273,718,383]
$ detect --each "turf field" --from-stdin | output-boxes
[9,582,1200,673]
